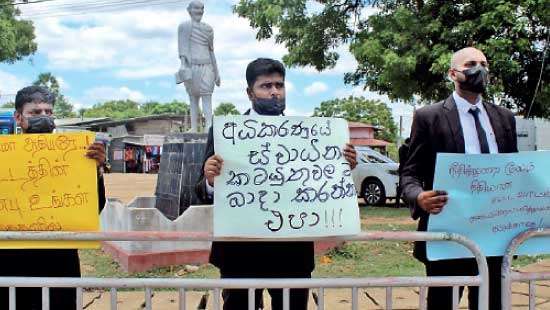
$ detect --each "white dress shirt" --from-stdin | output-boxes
[453,91,499,154]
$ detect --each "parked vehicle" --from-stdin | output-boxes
[352,146,399,205]
[0,109,15,135]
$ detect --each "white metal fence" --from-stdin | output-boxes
[0,231,490,310]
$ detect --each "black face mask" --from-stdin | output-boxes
[456,64,489,94]
[25,115,56,134]
[252,97,286,116]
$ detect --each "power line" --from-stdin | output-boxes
[20,0,174,15]
[19,0,187,18]
[1,0,58,7]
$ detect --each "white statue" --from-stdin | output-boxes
[176,0,220,132]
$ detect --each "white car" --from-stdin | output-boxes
[352,146,399,205]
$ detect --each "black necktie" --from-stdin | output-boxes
[468,107,490,154]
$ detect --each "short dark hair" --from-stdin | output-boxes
[15,86,55,112]
[246,58,286,87]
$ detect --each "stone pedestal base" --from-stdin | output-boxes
[155,133,208,220]
[101,242,210,273]
[100,197,344,272]
[101,241,342,273]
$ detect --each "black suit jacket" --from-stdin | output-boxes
[400,95,518,262]
[195,111,315,273]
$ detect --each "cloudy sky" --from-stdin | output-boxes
[0,0,414,136]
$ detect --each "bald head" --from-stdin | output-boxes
[187,0,204,10]
[187,0,204,22]
[450,47,487,70]
[449,47,490,97]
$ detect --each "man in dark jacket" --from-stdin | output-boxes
[0,85,106,309]
[400,47,518,309]
[195,58,357,310]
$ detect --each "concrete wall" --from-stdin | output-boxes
[534,118,550,151]
[130,120,178,136]
[100,197,212,253]
[350,127,375,139]
[516,117,550,151]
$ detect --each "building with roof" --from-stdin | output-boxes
[56,114,195,173]
[348,121,391,151]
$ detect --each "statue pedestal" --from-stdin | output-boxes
[100,198,343,272]
[154,133,208,220]
[101,198,212,272]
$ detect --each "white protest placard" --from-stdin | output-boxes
[213,116,360,238]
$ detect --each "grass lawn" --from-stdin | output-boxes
[80,206,548,280]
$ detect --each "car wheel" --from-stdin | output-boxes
[362,179,386,206]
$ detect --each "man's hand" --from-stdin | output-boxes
[86,142,106,167]
[215,75,221,87]
[343,143,357,170]
[417,190,448,214]
[205,154,224,186]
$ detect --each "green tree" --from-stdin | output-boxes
[83,100,190,119]
[214,102,240,116]
[78,108,87,119]
[1,102,14,109]
[235,0,549,117]
[313,96,398,142]
[141,100,189,115]
[32,72,75,118]
[83,100,142,119]
[0,0,37,63]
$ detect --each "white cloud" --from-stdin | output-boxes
[84,86,146,104]
[333,86,391,102]
[304,81,328,96]
[285,107,309,116]
[16,1,380,116]
[0,70,29,104]
[22,4,292,110]
[0,70,28,95]
[57,76,70,91]
[67,96,85,111]
[25,7,286,78]
[295,45,358,76]
[286,80,295,93]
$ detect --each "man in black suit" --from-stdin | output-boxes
[195,58,357,310]
[400,47,518,310]
[0,85,107,310]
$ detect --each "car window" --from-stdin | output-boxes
[359,150,395,164]
[361,153,388,163]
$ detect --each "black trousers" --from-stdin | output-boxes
[425,256,503,310]
[0,249,80,310]
[0,286,76,310]
[220,270,310,310]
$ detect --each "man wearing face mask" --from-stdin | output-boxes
[195,58,357,310]
[400,47,518,309]
[0,86,107,309]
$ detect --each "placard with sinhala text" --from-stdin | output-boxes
[213,116,360,238]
